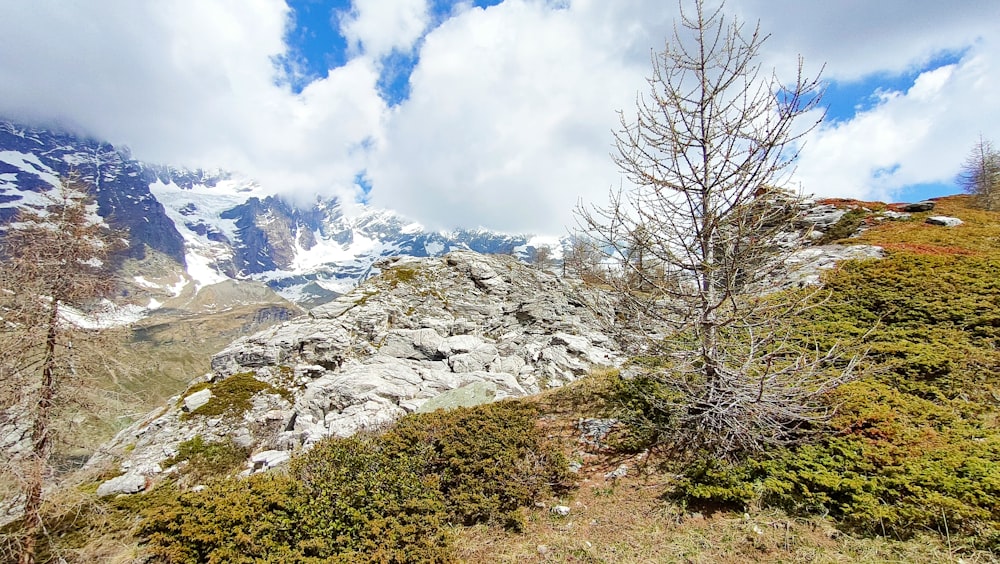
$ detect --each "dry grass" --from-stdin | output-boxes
[452,370,998,564]
[856,195,1000,257]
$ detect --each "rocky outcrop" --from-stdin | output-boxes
[87,205,896,492]
[904,201,936,212]
[88,251,621,485]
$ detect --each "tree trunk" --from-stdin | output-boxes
[19,302,58,564]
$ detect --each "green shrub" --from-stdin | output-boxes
[162,435,248,483]
[138,475,306,564]
[380,401,573,526]
[672,381,1000,550]
[137,400,571,561]
[659,227,1000,550]
[140,444,452,563]
[185,372,291,419]
[290,436,451,562]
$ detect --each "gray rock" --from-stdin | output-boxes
[797,204,846,229]
[605,464,628,480]
[97,473,147,497]
[250,450,291,470]
[904,201,935,212]
[578,418,619,447]
[926,216,963,227]
[182,388,212,412]
[416,381,498,413]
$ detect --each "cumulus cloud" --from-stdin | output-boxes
[794,39,1000,201]
[367,0,669,233]
[0,0,383,204]
[1,0,998,234]
[339,0,430,58]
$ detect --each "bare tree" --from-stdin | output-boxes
[957,135,1000,211]
[0,177,127,564]
[532,244,553,270]
[576,0,857,459]
[563,234,605,282]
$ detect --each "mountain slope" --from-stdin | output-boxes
[0,119,558,309]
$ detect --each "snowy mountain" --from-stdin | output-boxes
[0,120,560,308]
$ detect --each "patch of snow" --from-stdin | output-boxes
[0,151,60,208]
[290,230,388,273]
[147,298,162,310]
[185,251,228,290]
[401,222,423,234]
[59,300,147,329]
[132,276,160,290]
[528,235,564,259]
[424,241,445,256]
[166,275,188,297]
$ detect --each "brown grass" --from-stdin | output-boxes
[853,195,1000,257]
[451,369,996,564]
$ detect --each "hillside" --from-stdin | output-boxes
[3,195,1000,562]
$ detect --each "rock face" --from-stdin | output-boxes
[88,251,621,483]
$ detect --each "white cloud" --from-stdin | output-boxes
[793,38,1000,201]
[1,0,998,235]
[0,0,383,205]
[340,0,431,58]
[367,0,667,233]
[736,0,1000,82]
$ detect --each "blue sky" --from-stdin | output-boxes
[1,0,998,234]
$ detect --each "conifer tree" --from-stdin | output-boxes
[0,176,126,564]
[576,0,857,459]
[958,135,1000,211]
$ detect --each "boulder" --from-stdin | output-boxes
[182,388,212,412]
[250,449,291,471]
[97,473,147,497]
[415,381,498,413]
[926,216,963,227]
[904,201,935,212]
[797,204,846,229]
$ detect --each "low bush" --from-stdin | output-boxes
[161,435,248,483]
[381,401,573,526]
[183,372,292,419]
[136,401,571,562]
[662,230,1000,551]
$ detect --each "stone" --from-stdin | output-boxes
[96,472,147,497]
[379,328,445,360]
[926,216,963,227]
[182,388,212,412]
[578,418,618,448]
[250,449,291,470]
[903,201,935,212]
[797,204,846,229]
[605,464,628,480]
[416,381,498,413]
[437,334,488,356]
[551,505,571,516]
